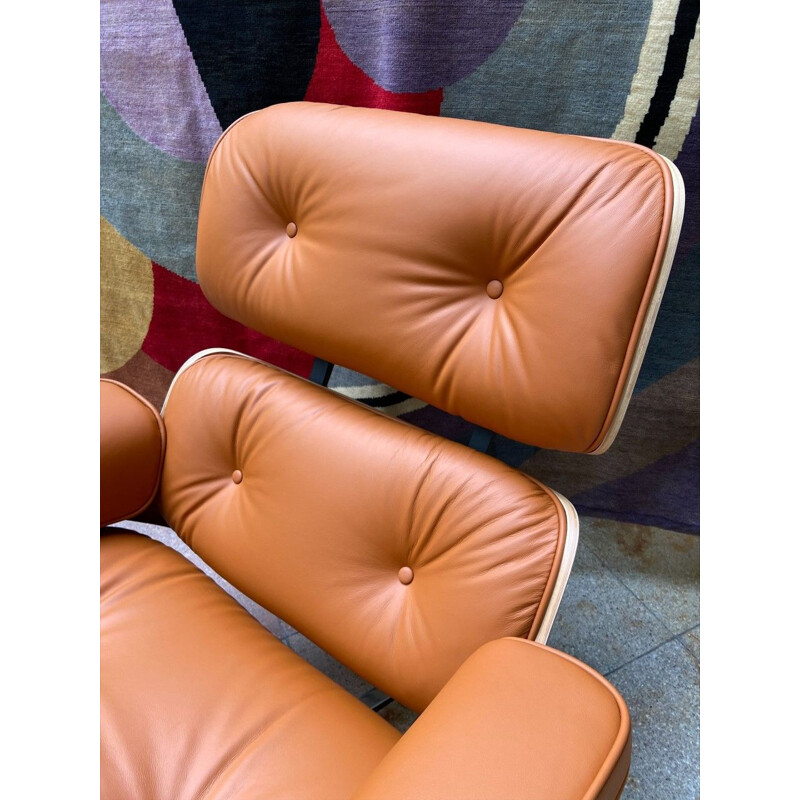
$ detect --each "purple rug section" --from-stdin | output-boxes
[573,439,700,534]
[323,0,525,92]
[100,0,222,162]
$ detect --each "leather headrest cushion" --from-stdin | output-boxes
[197,102,678,452]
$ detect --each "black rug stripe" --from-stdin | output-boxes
[173,0,320,130]
[359,391,411,408]
[635,0,700,149]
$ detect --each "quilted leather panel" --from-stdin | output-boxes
[196,101,675,452]
[159,352,565,711]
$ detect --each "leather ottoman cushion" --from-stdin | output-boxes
[101,531,400,800]
[197,101,680,453]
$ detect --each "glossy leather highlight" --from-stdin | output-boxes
[197,101,677,452]
[159,351,565,712]
[100,378,165,526]
[101,532,400,800]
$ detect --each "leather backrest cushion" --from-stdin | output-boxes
[159,352,565,711]
[197,101,674,452]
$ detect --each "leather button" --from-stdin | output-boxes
[286,222,297,238]
[232,469,243,484]
[398,566,414,585]
[486,279,503,299]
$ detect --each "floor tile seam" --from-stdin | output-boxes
[675,627,700,666]
[577,530,602,558]
[683,624,699,634]
[581,544,698,635]
[584,550,676,641]
[603,624,700,678]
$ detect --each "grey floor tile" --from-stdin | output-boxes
[286,633,373,698]
[112,521,292,640]
[680,625,699,663]
[377,701,419,734]
[610,639,699,800]
[547,539,673,675]
[580,517,699,635]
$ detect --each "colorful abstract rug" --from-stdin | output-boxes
[100,0,700,534]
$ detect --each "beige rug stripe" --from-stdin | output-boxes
[613,0,681,142]
[654,19,700,161]
[100,216,154,373]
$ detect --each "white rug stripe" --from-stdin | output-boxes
[613,0,682,142]
[654,18,700,161]
[332,382,397,400]
[331,383,429,416]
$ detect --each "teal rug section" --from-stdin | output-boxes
[100,94,203,281]
[441,0,653,137]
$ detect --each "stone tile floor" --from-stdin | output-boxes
[122,516,699,798]
[548,518,699,800]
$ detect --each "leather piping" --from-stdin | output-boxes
[163,349,571,639]
[588,149,685,453]
[531,490,579,644]
[197,109,262,219]
[163,348,512,445]
[504,638,632,800]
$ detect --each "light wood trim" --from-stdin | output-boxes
[160,347,245,414]
[534,490,580,644]
[590,155,686,454]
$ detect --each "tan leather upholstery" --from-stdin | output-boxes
[101,532,400,800]
[100,379,165,526]
[99,103,659,799]
[160,351,565,712]
[353,638,631,800]
[197,101,678,452]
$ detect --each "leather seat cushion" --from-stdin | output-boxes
[100,531,400,800]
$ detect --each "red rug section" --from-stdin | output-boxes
[304,4,442,114]
[143,262,315,377]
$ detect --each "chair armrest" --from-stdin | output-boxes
[100,379,166,527]
[353,638,631,800]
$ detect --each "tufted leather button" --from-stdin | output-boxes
[486,279,503,299]
[398,566,414,585]
[285,222,297,238]
[232,469,243,484]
